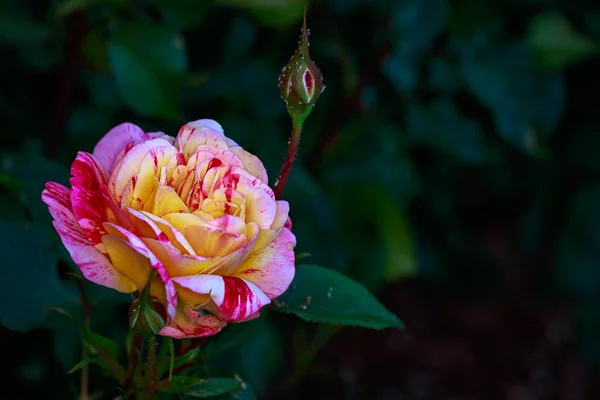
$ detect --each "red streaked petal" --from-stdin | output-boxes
[42,182,136,293]
[228,145,269,184]
[109,138,176,201]
[159,301,227,338]
[176,120,229,160]
[104,223,177,321]
[171,275,270,322]
[69,152,116,247]
[234,227,296,299]
[92,123,146,175]
[128,208,196,255]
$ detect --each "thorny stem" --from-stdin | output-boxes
[274,121,303,199]
[143,336,157,397]
[76,279,91,400]
[124,334,143,399]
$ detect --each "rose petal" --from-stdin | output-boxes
[142,222,259,278]
[104,223,177,321]
[181,225,247,258]
[42,182,136,293]
[228,146,269,184]
[69,152,116,248]
[110,138,176,201]
[234,227,296,299]
[252,201,290,252]
[142,238,215,276]
[128,208,196,255]
[214,172,276,229]
[159,302,227,339]
[171,275,270,322]
[152,185,190,217]
[92,123,154,175]
[176,120,230,160]
[102,234,166,302]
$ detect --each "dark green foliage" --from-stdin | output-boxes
[1,0,600,398]
[273,264,404,329]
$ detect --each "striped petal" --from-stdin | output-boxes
[42,182,135,293]
[103,223,177,321]
[110,138,176,201]
[101,234,166,302]
[228,146,269,184]
[69,152,116,248]
[234,227,296,299]
[176,120,230,160]
[171,275,270,322]
[159,301,227,339]
[214,172,276,229]
[92,123,171,175]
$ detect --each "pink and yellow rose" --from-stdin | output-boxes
[42,119,295,338]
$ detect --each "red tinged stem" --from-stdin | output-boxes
[274,124,302,199]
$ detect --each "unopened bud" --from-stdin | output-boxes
[128,270,166,337]
[279,10,324,124]
[129,297,167,337]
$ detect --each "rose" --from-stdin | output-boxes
[42,119,296,338]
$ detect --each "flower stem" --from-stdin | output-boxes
[76,279,90,400]
[143,335,157,397]
[124,334,143,399]
[274,121,303,199]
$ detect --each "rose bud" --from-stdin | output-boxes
[279,12,324,123]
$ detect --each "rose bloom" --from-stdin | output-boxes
[42,120,295,338]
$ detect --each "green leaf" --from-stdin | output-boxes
[527,11,598,70]
[207,317,282,394]
[371,189,417,283]
[158,376,241,397]
[390,0,448,57]
[0,8,49,43]
[407,98,498,164]
[213,378,256,400]
[382,55,418,94]
[156,376,207,393]
[0,152,70,229]
[173,345,201,370]
[216,0,305,28]
[67,357,99,374]
[203,323,250,361]
[81,329,125,383]
[461,44,565,156]
[108,21,187,120]
[143,0,208,30]
[273,265,404,329]
[185,378,242,398]
[55,0,127,18]
[284,164,347,271]
[383,0,447,94]
[0,221,78,331]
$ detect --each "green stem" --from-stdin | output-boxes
[124,334,143,399]
[274,120,303,199]
[143,335,157,397]
[76,279,91,400]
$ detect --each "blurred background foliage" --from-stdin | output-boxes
[1,0,600,398]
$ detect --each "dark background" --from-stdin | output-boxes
[2,0,600,399]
